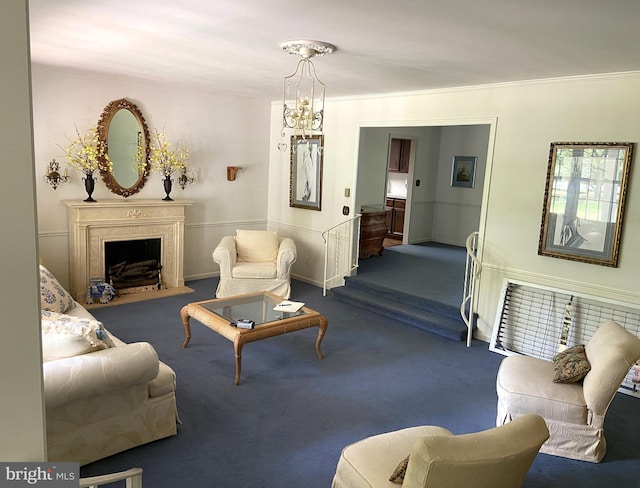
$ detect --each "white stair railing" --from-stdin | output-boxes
[322,215,361,296]
[461,231,481,347]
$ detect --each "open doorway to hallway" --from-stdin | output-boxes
[355,124,491,252]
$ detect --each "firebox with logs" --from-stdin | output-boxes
[108,259,162,292]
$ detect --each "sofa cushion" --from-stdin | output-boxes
[40,264,76,313]
[231,261,277,279]
[235,229,279,262]
[41,311,115,361]
[496,354,588,425]
[553,344,591,383]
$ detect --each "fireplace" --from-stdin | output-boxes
[105,238,162,291]
[64,199,192,302]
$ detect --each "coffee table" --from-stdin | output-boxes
[180,291,328,385]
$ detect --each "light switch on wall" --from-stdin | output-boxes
[344,188,350,197]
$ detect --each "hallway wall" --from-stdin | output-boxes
[268,73,640,340]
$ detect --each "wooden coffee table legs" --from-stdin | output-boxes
[315,316,328,360]
[180,304,328,385]
[180,305,192,348]
[233,338,244,386]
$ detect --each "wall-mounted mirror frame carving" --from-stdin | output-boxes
[97,98,150,197]
[538,141,634,267]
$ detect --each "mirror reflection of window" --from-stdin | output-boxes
[108,109,140,189]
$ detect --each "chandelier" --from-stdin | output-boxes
[280,40,336,139]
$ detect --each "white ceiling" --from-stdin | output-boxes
[28,0,640,101]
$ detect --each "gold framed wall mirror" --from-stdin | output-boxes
[97,98,150,197]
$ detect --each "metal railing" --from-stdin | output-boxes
[461,231,481,347]
[322,215,361,296]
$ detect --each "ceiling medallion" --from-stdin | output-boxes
[280,40,336,59]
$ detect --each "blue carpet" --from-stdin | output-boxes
[81,278,640,487]
[332,243,469,341]
[357,242,466,307]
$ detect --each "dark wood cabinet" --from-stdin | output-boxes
[385,198,406,237]
[359,210,388,258]
[388,138,410,173]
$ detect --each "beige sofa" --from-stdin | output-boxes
[39,265,178,466]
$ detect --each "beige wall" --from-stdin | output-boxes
[32,64,272,287]
[0,0,47,462]
[268,74,640,340]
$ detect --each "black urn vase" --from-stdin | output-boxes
[83,172,96,202]
[162,177,174,201]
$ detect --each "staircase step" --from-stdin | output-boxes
[331,285,469,342]
[343,276,462,320]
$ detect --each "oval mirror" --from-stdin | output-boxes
[97,98,150,197]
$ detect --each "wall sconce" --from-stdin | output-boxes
[44,159,70,189]
[177,167,197,189]
[226,166,242,181]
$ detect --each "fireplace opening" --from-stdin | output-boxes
[105,238,162,291]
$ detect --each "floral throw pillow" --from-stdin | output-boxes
[553,344,591,383]
[41,311,114,348]
[40,265,76,313]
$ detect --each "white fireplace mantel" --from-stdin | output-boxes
[64,199,193,301]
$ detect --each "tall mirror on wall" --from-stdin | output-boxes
[97,98,150,197]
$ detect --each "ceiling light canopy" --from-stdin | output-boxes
[281,40,336,140]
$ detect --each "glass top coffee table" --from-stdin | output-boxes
[180,291,328,385]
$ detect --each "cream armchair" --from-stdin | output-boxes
[213,229,297,298]
[332,414,549,488]
[496,319,640,463]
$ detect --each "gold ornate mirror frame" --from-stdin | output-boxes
[97,98,150,197]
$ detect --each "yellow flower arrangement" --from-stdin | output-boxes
[64,126,112,175]
[142,130,190,178]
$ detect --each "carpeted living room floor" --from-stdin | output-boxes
[81,275,640,487]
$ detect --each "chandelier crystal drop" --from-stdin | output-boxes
[280,40,335,140]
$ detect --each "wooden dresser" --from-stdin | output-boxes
[359,209,388,259]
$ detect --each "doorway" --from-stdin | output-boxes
[356,124,491,249]
[385,136,413,247]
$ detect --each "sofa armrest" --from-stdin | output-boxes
[43,342,160,410]
[276,237,297,279]
[212,236,237,278]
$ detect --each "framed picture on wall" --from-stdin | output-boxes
[451,156,477,188]
[290,135,324,211]
[538,141,634,267]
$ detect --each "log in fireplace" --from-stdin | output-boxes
[105,239,162,290]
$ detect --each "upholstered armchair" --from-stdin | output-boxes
[332,414,549,488]
[496,319,640,463]
[212,229,297,298]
